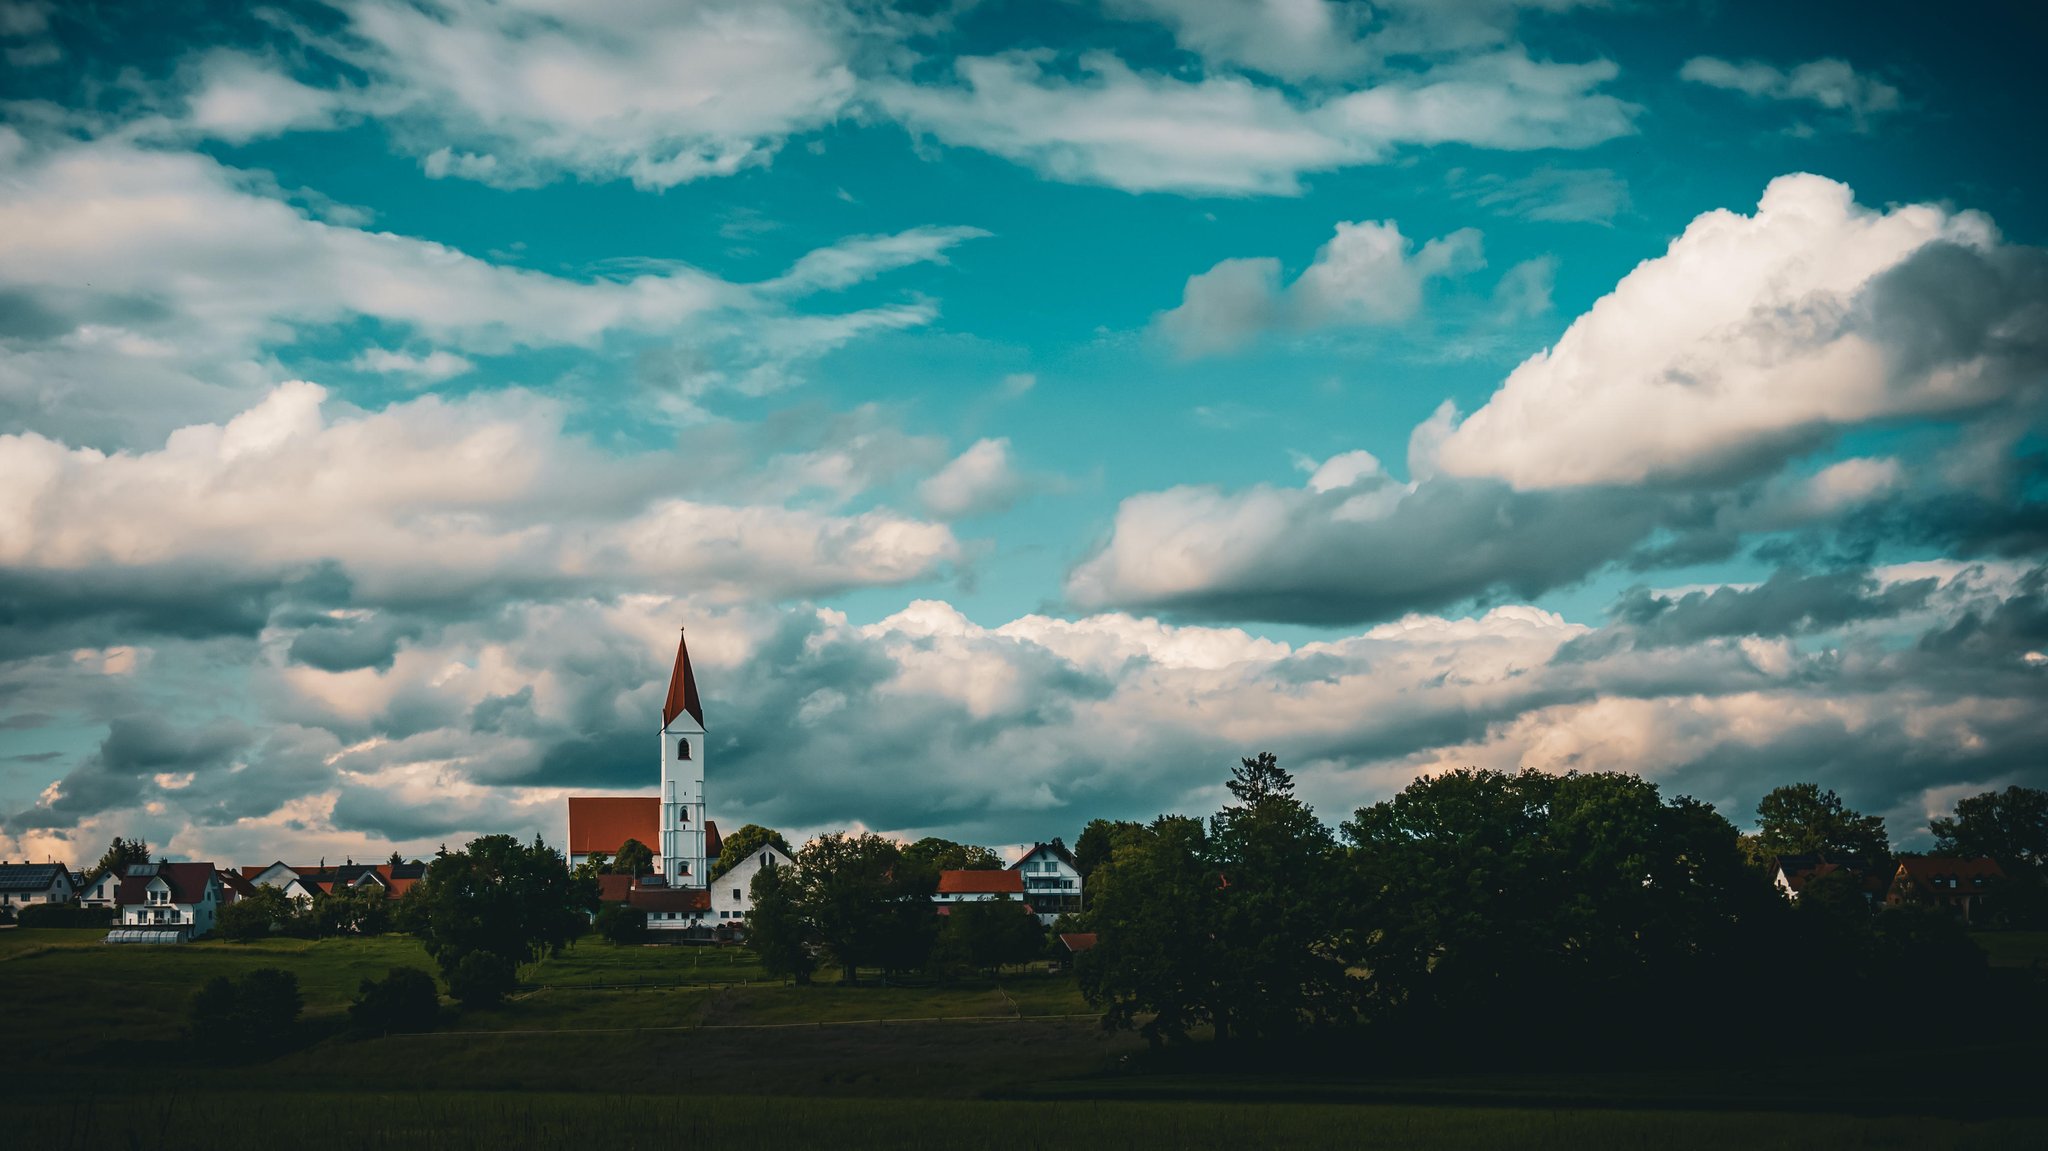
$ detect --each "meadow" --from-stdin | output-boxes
[5,926,2045,1148]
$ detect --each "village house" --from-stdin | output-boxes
[0,861,75,914]
[1887,856,2006,923]
[1010,840,1083,924]
[933,868,1027,911]
[78,868,123,909]
[712,842,794,925]
[244,860,427,903]
[108,862,220,943]
[1770,854,1888,905]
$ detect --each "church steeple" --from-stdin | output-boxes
[662,628,703,730]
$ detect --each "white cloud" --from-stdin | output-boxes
[350,348,476,382]
[1154,218,1483,355]
[876,47,1635,196]
[0,381,961,602]
[183,50,346,143]
[1431,174,2041,489]
[330,0,865,189]
[918,438,1024,519]
[0,136,979,439]
[1681,56,1901,127]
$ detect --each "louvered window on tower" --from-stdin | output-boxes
[678,740,691,760]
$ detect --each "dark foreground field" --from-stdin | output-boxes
[6,928,2046,1148]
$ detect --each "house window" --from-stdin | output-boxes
[732,888,742,901]
[677,740,691,760]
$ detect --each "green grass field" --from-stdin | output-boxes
[6,926,2045,1147]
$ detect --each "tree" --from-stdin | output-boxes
[791,832,934,983]
[87,836,151,885]
[1077,815,1222,1047]
[1753,783,1890,861]
[594,902,648,945]
[901,837,1003,874]
[610,838,655,876]
[387,851,406,868]
[1074,820,1144,880]
[410,834,594,994]
[313,882,393,936]
[712,824,793,880]
[747,858,814,984]
[1932,785,2048,876]
[215,886,304,942]
[189,968,301,1052]
[349,967,440,1034]
[939,895,1045,978]
[446,951,516,1008]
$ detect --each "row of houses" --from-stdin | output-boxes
[1772,854,2010,923]
[0,856,440,943]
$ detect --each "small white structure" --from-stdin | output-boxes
[1010,840,1083,925]
[110,862,220,942]
[0,862,75,913]
[78,869,123,908]
[711,843,794,924]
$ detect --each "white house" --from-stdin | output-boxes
[711,842,795,925]
[109,862,220,942]
[0,862,75,914]
[78,868,123,909]
[1010,840,1083,925]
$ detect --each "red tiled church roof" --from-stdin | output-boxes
[568,796,659,857]
[663,629,704,729]
[938,869,1024,895]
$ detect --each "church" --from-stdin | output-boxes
[566,629,791,934]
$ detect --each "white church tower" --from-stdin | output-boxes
[658,629,708,887]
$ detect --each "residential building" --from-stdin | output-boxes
[1010,840,1083,924]
[934,869,1026,910]
[1771,854,1887,904]
[710,842,794,925]
[78,868,122,909]
[1887,856,2006,923]
[243,860,427,903]
[0,862,75,913]
[109,862,220,942]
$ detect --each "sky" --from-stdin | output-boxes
[1,0,2044,867]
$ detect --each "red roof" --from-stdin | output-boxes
[1059,932,1098,953]
[1895,856,2006,884]
[706,819,722,859]
[595,874,635,903]
[114,862,218,906]
[938,869,1024,895]
[663,630,704,729]
[568,796,659,857]
[629,886,710,913]
[216,870,257,902]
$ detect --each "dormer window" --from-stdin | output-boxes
[677,740,691,761]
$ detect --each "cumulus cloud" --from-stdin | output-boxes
[0,381,961,612]
[11,562,2043,863]
[1154,219,1484,355]
[1431,174,2048,490]
[182,49,347,143]
[1681,56,1901,128]
[325,0,867,189]
[876,47,1635,196]
[918,438,1025,519]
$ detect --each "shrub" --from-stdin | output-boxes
[16,903,112,929]
[349,966,441,1034]
[445,950,516,1008]
[189,968,302,1051]
[594,902,648,945]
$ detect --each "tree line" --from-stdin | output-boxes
[1068,755,2048,1062]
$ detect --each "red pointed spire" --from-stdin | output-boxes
[662,628,704,729]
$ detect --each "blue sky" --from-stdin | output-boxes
[0,0,2043,865]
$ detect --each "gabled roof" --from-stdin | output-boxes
[0,862,70,892]
[629,886,711,913]
[115,862,217,906]
[662,629,704,730]
[706,820,722,860]
[1009,840,1078,871]
[568,796,660,857]
[938,869,1025,895]
[1894,856,2006,884]
[216,870,258,901]
[1059,932,1098,953]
